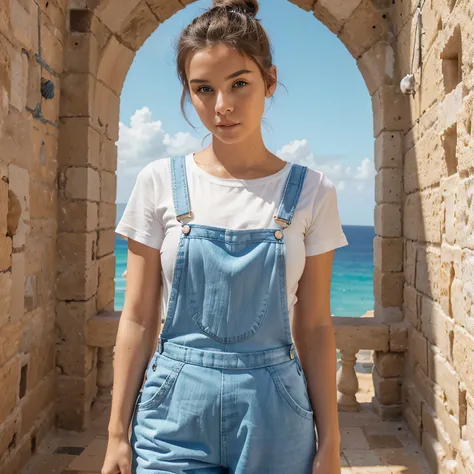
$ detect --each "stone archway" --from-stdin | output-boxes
[57,0,407,431]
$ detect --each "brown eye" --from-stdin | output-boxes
[198,86,213,93]
[233,80,248,88]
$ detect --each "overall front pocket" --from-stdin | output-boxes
[137,355,185,411]
[267,359,314,420]
[186,239,277,343]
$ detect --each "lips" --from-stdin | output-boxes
[217,121,239,127]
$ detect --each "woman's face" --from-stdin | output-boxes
[186,43,276,144]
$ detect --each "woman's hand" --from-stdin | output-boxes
[312,443,341,474]
[101,434,133,474]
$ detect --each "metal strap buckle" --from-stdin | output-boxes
[274,216,290,229]
[176,211,193,223]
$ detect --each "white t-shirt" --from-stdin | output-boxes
[116,153,349,324]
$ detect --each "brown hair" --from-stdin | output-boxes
[176,0,275,124]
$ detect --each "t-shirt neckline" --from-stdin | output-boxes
[187,153,292,187]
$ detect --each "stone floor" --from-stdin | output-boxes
[21,374,433,474]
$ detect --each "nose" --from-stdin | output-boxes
[215,91,234,115]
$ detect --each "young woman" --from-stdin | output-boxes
[102,1,348,473]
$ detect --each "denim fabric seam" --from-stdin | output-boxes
[266,365,314,420]
[184,234,285,245]
[137,361,185,411]
[277,243,293,344]
[286,166,308,224]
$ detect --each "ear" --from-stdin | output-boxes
[265,65,277,98]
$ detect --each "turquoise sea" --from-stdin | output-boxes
[114,204,374,317]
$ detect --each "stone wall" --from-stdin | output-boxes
[393,0,474,472]
[0,0,66,472]
[0,0,473,473]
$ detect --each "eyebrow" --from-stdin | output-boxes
[189,69,252,84]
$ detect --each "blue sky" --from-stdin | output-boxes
[118,0,375,226]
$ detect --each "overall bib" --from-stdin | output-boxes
[131,156,318,474]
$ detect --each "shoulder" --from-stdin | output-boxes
[298,165,337,199]
[137,157,171,180]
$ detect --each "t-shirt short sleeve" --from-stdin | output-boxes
[305,174,349,256]
[115,164,164,250]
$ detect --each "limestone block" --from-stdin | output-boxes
[40,9,64,74]
[58,199,98,232]
[395,10,420,80]
[420,42,445,114]
[419,187,442,244]
[421,295,453,361]
[404,284,419,330]
[8,164,30,249]
[439,82,463,132]
[374,131,403,171]
[86,311,120,347]
[428,349,460,420]
[374,267,404,307]
[100,171,116,204]
[20,304,55,354]
[60,72,94,118]
[11,253,25,323]
[9,48,28,112]
[416,245,441,301]
[408,326,428,375]
[404,240,417,286]
[56,261,98,301]
[0,166,7,235]
[389,322,408,352]
[422,402,457,461]
[374,236,403,272]
[372,86,406,137]
[374,351,404,377]
[404,127,446,194]
[57,367,97,430]
[58,118,100,168]
[147,0,183,20]
[374,203,401,237]
[339,0,389,59]
[441,174,460,246]
[313,0,362,35]
[451,276,465,327]
[64,167,100,202]
[24,274,38,311]
[374,301,403,323]
[466,395,474,453]
[65,32,100,76]
[0,235,12,271]
[457,177,474,250]
[92,81,120,142]
[357,41,394,96]
[30,124,59,185]
[119,0,160,52]
[97,35,135,96]
[95,0,141,35]
[100,137,118,172]
[373,368,402,405]
[404,404,421,443]
[332,316,389,351]
[0,408,21,463]
[10,0,39,52]
[412,363,444,409]
[461,250,474,322]
[57,232,96,274]
[30,181,57,220]
[404,381,423,417]
[0,272,12,329]
[0,355,20,422]
[97,229,115,258]
[20,372,55,437]
[392,0,419,37]
[98,202,116,230]
[375,168,401,204]
[453,325,474,395]
[97,254,115,311]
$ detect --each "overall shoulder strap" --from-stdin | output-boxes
[170,155,192,222]
[274,163,307,228]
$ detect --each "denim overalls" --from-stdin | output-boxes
[131,155,317,473]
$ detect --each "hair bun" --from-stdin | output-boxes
[213,0,259,17]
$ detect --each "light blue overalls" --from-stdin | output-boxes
[131,156,318,473]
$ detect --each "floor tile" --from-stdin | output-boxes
[340,427,370,450]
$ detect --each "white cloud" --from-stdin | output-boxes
[276,139,374,194]
[117,107,200,177]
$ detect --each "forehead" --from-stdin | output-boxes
[186,43,257,79]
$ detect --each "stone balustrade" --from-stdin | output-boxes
[86,312,408,421]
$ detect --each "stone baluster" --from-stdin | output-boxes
[337,348,360,412]
[96,346,115,403]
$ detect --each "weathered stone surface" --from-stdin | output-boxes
[100,171,116,204]
[373,368,403,405]
[86,311,120,348]
[100,136,118,172]
[372,86,406,137]
[64,167,100,202]
[374,203,402,237]
[0,407,21,463]
[98,202,116,230]
[453,326,474,395]
[421,296,453,360]
[58,199,98,232]
[0,355,20,422]
[374,236,403,272]
[374,351,405,377]
[97,229,115,258]
[374,267,404,307]
[416,245,441,302]
[457,177,474,250]
[97,255,115,311]
[389,323,408,352]
[0,235,12,271]
[332,316,389,351]
[374,131,403,171]
[8,164,30,249]
[56,262,98,301]
[375,168,402,204]
[408,326,428,375]
[422,402,457,461]
[10,253,25,323]
[313,0,362,34]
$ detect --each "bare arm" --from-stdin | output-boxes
[293,250,340,454]
[107,239,162,438]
